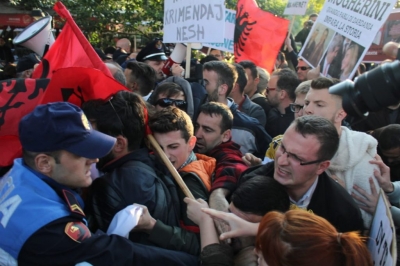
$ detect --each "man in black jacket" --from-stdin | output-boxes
[240,116,364,233]
[83,91,200,255]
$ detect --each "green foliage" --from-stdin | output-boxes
[7,0,324,47]
[7,0,164,47]
[225,0,324,44]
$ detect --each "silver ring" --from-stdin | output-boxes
[335,179,339,183]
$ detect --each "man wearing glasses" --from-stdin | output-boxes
[295,58,312,81]
[240,115,364,233]
[265,68,300,138]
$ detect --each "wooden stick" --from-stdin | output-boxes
[185,43,192,79]
[288,15,296,35]
[147,134,195,199]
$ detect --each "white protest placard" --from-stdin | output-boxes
[299,0,397,81]
[163,0,225,43]
[203,9,236,53]
[284,0,310,16]
[368,189,397,266]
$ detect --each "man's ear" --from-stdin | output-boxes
[254,77,260,86]
[221,129,231,142]
[131,81,139,92]
[279,89,287,100]
[335,108,347,123]
[218,84,229,97]
[316,160,330,175]
[188,136,197,151]
[35,154,54,175]
[113,135,127,155]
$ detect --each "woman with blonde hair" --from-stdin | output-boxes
[255,210,372,266]
[340,43,359,80]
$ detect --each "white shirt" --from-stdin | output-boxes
[290,177,319,209]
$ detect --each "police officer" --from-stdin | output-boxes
[136,38,184,82]
[0,102,197,266]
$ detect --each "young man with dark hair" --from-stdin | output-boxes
[124,61,156,100]
[230,63,266,127]
[202,61,271,158]
[138,106,216,254]
[83,91,198,254]
[0,102,196,265]
[265,68,300,138]
[231,176,289,220]
[148,76,197,120]
[304,77,379,228]
[238,60,259,99]
[195,102,248,236]
[241,115,364,233]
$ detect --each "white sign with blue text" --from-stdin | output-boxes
[204,9,236,53]
[163,0,225,43]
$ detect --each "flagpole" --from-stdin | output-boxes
[288,15,295,36]
[185,43,191,79]
[284,15,296,51]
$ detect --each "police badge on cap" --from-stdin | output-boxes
[136,38,168,62]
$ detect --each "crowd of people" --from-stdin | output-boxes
[1,11,400,266]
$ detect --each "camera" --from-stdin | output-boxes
[329,61,400,117]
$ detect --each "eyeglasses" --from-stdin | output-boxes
[266,87,277,93]
[290,103,304,113]
[156,98,187,110]
[296,66,312,71]
[277,142,325,166]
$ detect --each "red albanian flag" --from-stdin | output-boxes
[234,0,289,73]
[40,67,128,105]
[32,1,112,79]
[0,78,50,167]
[0,68,127,168]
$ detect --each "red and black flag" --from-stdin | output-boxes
[0,68,127,167]
[234,0,289,72]
[0,78,50,167]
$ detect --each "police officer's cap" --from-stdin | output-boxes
[136,38,168,62]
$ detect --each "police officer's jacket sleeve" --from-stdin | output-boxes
[18,216,198,266]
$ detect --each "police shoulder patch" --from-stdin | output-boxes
[65,221,91,243]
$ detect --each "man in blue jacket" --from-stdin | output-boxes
[0,102,196,266]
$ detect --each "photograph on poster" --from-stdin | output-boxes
[339,41,364,80]
[302,23,335,67]
[318,31,364,81]
[384,20,400,44]
[319,32,343,79]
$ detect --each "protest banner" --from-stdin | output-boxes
[299,0,397,80]
[364,9,400,62]
[163,0,225,43]
[368,189,397,266]
[234,0,289,73]
[203,9,236,53]
[284,0,310,16]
